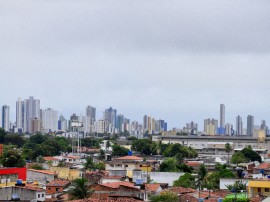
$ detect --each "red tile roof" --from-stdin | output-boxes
[100,182,136,189]
[44,157,59,161]
[28,169,56,175]
[255,162,270,169]
[186,161,202,167]
[72,197,142,202]
[166,187,196,194]
[46,179,70,187]
[145,184,161,192]
[114,156,143,161]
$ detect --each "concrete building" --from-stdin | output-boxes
[220,104,225,128]
[58,114,67,131]
[15,97,24,132]
[158,135,270,157]
[1,105,10,132]
[85,105,96,134]
[103,107,117,132]
[204,118,218,135]
[236,115,243,136]
[247,115,255,137]
[24,96,41,133]
[96,120,107,133]
[42,108,58,133]
[31,118,41,133]
[225,123,233,136]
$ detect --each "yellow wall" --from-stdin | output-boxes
[50,167,81,180]
[248,181,270,197]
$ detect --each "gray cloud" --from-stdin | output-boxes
[1,0,270,129]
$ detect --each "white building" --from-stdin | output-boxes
[95,120,107,133]
[42,108,58,133]
[24,96,40,133]
[1,105,10,132]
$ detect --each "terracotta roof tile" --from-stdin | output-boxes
[145,184,161,192]
[28,169,56,175]
[46,179,70,187]
[100,182,136,189]
[114,156,143,161]
[186,161,202,167]
[44,157,59,161]
[72,197,142,202]
[255,163,270,169]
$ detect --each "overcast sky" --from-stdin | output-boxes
[1,0,270,129]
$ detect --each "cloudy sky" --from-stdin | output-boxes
[1,0,270,129]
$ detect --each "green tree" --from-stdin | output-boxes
[95,162,105,170]
[0,128,7,143]
[150,191,179,202]
[84,157,95,171]
[105,141,111,151]
[173,173,196,188]
[112,144,129,157]
[231,152,248,165]
[30,163,43,170]
[131,139,157,155]
[197,164,208,190]
[30,133,48,144]
[225,143,232,165]
[4,134,26,148]
[69,178,92,199]
[160,158,180,172]
[1,150,26,167]
[241,147,262,163]
[226,180,247,193]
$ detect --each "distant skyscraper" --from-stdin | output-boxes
[16,97,25,131]
[204,118,218,135]
[24,96,40,133]
[116,114,124,132]
[236,115,243,136]
[58,115,67,131]
[103,107,117,132]
[85,105,96,133]
[1,105,10,132]
[220,104,225,128]
[42,108,58,133]
[247,115,254,137]
[225,123,233,136]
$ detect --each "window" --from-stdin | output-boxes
[125,165,128,168]
[258,188,261,193]
[265,188,270,192]
[38,194,40,198]
[42,194,44,197]
[56,188,59,192]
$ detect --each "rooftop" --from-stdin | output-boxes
[114,156,143,161]
[47,179,70,187]
[28,169,56,175]
[100,182,136,189]
[44,157,59,161]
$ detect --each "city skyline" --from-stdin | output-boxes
[0,97,269,132]
[1,1,270,129]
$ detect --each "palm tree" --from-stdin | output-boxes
[84,157,95,171]
[225,143,232,166]
[69,178,92,199]
[196,164,208,190]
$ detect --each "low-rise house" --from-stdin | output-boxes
[44,157,60,167]
[27,169,57,184]
[248,179,270,198]
[46,179,71,199]
[253,163,270,175]
[50,167,83,180]
[91,181,145,200]
[0,186,46,201]
[0,167,27,187]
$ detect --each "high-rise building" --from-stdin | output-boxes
[116,114,124,132]
[103,107,117,132]
[220,104,225,128]
[42,108,58,133]
[24,96,40,133]
[204,118,218,135]
[1,105,10,132]
[16,97,25,131]
[247,115,254,137]
[69,113,79,131]
[225,123,233,136]
[236,115,243,136]
[85,106,96,134]
[58,115,67,131]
